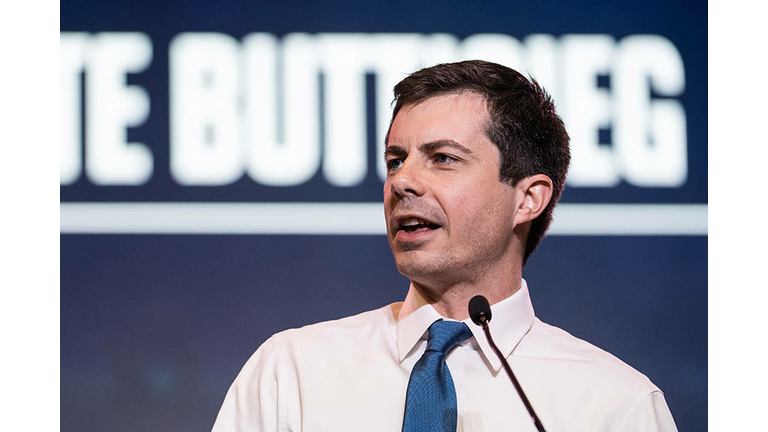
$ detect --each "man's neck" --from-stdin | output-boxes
[411,273,523,321]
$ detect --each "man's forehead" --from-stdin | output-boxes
[386,92,490,147]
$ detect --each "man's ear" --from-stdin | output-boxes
[513,174,554,227]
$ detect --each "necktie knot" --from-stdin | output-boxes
[426,320,472,355]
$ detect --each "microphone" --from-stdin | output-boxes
[468,295,547,432]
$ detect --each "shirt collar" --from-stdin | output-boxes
[396,284,444,362]
[395,279,535,372]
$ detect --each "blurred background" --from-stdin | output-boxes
[60,1,706,430]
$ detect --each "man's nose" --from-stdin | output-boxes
[389,160,426,199]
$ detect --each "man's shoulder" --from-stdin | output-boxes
[509,318,676,431]
[265,302,400,354]
[519,318,660,394]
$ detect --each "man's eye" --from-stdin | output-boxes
[435,154,455,164]
[386,159,404,170]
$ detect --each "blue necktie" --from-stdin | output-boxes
[402,320,473,432]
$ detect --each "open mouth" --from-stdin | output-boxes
[397,217,441,233]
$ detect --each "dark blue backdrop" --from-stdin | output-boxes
[61,1,707,430]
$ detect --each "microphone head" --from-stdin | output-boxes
[468,295,492,326]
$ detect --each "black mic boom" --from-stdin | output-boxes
[468,295,547,432]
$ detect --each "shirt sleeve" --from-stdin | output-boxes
[212,336,283,432]
[621,391,678,432]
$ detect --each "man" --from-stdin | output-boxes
[212,60,677,431]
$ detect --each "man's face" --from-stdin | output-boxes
[384,92,521,286]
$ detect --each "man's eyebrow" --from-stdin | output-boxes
[419,140,474,155]
[384,145,408,159]
[383,140,474,159]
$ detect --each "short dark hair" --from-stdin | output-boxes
[386,60,571,264]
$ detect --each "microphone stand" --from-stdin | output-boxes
[477,315,547,432]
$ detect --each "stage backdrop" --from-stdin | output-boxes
[61,1,707,430]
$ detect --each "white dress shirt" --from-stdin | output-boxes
[212,280,677,431]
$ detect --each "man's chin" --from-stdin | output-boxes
[394,254,450,281]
